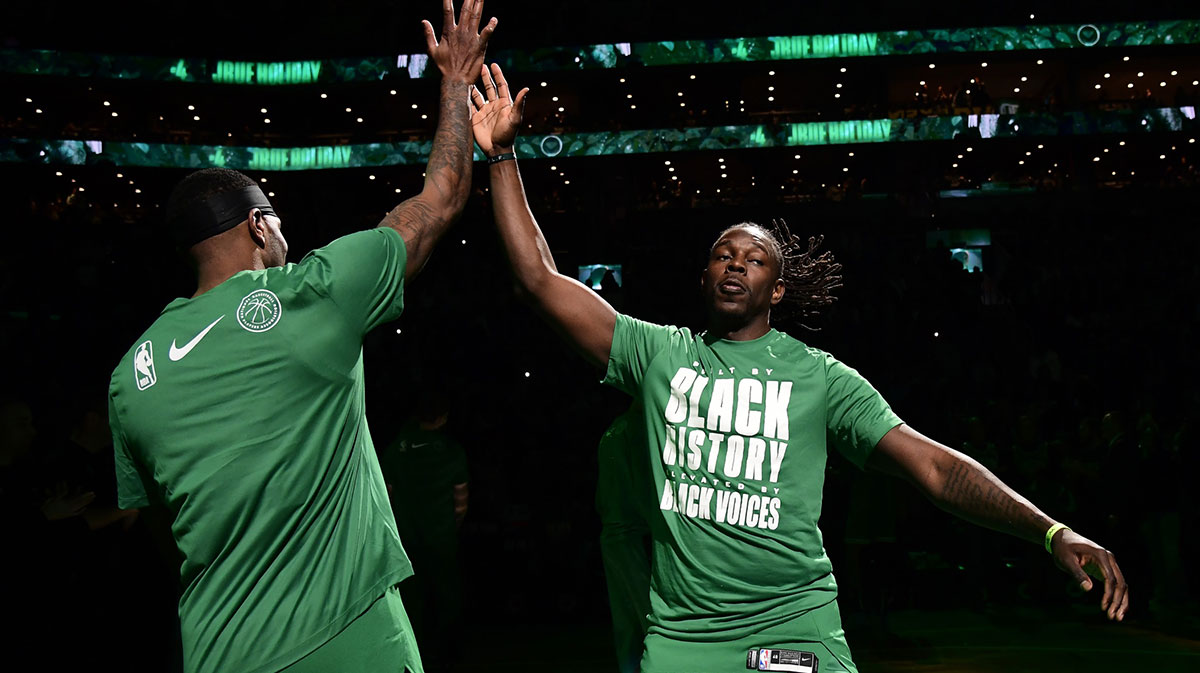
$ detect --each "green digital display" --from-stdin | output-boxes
[779,120,893,146]
[3,106,1194,170]
[1,21,1197,83]
[490,21,1200,74]
[211,60,323,85]
[0,50,391,84]
[245,145,353,170]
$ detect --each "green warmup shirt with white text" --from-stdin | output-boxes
[603,314,902,654]
[110,227,412,673]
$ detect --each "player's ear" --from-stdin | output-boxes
[771,279,786,305]
[247,208,267,249]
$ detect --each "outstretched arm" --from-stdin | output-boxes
[379,0,496,282]
[868,424,1129,621]
[471,63,615,367]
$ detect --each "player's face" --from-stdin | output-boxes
[701,227,784,322]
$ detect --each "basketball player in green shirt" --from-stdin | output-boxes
[108,3,496,672]
[469,63,1128,673]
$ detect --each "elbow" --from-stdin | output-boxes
[512,280,535,304]
[420,179,468,224]
[921,459,950,501]
[444,190,470,220]
[434,203,463,230]
[511,265,555,305]
[925,447,977,504]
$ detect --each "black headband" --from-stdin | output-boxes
[169,185,277,248]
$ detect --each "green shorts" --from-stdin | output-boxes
[281,586,423,673]
[641,600,857,673]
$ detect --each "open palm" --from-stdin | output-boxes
[470,63,529,156]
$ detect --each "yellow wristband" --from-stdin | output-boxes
[1044,522,1070,554]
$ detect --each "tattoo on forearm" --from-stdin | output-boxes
[425,81,471,194]
[940,460,1026,528]
[383,80,472,269]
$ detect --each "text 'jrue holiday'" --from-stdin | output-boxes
[658,366,792,530]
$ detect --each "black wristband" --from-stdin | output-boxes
[487,152,516,164]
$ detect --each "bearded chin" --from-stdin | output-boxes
[706,292,752,321]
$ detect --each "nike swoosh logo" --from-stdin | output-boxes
[169,315,225,361]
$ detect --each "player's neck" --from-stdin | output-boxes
[193,254,266,297]
[707,313,772,341]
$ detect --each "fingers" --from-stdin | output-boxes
[422,20,438,53]
[1063,551,1093,591]
[1106,553,1129,621]
[1093,555,1115,614]
[481,63,498,101]
[491,62,511,102]
[442,0,455,29]
[456,0,475,27]
[1080,548,1129,621]
[469,85,486,111]
[470,0,485,27]
[512,87,530,121]
[480,16,497,46]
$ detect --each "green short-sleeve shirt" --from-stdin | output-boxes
[110,227,412,673]
[604,313,902,655]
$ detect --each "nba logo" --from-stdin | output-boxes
[134,340,157,390]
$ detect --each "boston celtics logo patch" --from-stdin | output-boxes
[237,289,282,333]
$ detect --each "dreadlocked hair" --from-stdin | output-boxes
[718,220,843,330]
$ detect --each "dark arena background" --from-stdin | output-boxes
[2,1,1198,671]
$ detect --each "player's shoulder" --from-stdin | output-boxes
[298,226,403,265]
[672,323,699,342]
[616,312,695,344]
[770,330,840,368]
[114,299,189,360]
[769,328,818,355]
[109,280,255,391]
[109,305,179,399]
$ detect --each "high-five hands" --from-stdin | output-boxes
[470,63,529,157]
[422,0,497,84]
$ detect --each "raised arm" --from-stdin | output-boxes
[379,0,496,281]
[868,424,1129,621]
[470,63,616,367]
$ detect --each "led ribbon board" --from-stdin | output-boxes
[3,106,1194,169]
[0,52,391,84]
[488,21,1200,76]
[1,21,1196,82]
